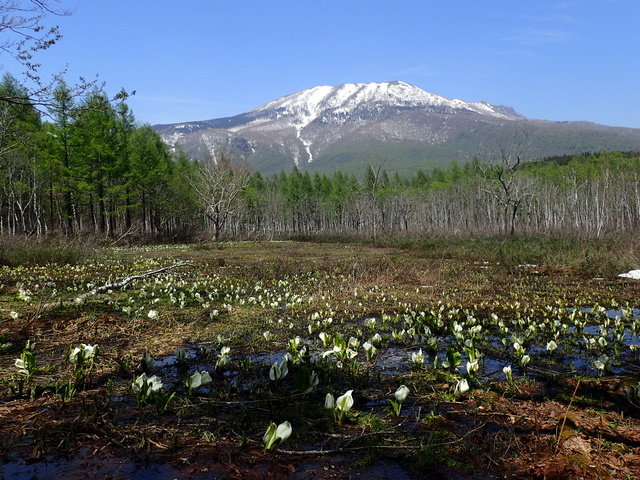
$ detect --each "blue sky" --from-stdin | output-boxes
[17,0,640,127]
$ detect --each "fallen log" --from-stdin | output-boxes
[40,262,195,310]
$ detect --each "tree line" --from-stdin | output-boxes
[2,1,640,242]
[1,72,639,241]
[241,150,640,239]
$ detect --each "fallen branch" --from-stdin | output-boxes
[76,263,195,302]
[277,444,417,456]
[278,421,487,456]
[40,262,195,310]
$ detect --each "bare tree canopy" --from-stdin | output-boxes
[0,1,67,50]
[190,151,252,241]
[479,127,533,235]
[0,1,130,109]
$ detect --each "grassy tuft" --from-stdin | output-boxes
[0,236,99,267]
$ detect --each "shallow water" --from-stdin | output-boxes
[1,449,204,480]
[4,306,639,479]
[141,303,640,393]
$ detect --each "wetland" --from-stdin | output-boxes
[1,237,639,479]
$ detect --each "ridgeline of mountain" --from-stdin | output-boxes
[154,81,640,174]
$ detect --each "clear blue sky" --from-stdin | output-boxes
[19,0,640,127]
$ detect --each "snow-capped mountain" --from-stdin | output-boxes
[252,81,520,127]
[155,81,640,174]
[244,81,522,163]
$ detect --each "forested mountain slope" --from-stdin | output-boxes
[155,82,640,174]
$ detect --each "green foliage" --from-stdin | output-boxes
[0,79,201,239]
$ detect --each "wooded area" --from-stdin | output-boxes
[1,73,640,240]
[243,150,640,239]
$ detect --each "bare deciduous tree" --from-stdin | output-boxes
[479,128,533,235]
[190,151,251,241]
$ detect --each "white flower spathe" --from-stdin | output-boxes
[263,421,292,450]
[132,373,163,396]
[69,343,98,364]
[269,359,288,381]
[335,389,354,412]
[394,385,410,403]
[454,378,469,396]
[324,392,335,410]
[184,370,212,392]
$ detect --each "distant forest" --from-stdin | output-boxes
[2,74,640,241]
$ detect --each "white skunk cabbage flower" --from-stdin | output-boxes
[324,392,335,410]
[263,421,292,451]
[454,378,469,397]
[184,370,212,394]
[269,359,289,381]
[395,384,410,403]
[69,343,98,364]
[132,373,163,396]
[411,349,425,367]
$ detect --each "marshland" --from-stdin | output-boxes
[1,236,639,479]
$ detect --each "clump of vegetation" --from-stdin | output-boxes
[0,236,98,267]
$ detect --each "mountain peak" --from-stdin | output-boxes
[154,81,640,174]
[239,81,523,163]
[252,81,522,125]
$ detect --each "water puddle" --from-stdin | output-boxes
[3,306,639,479]
[0,449,203,480]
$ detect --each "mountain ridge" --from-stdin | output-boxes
[154,81,640,174]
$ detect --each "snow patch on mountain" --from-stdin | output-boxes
[251,81,518,127]
[221,81,521,163]
[155,81,541,168]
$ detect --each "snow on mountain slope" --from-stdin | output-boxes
[155,81,640,174]
[248,81,519,128]
[221,81,521,164]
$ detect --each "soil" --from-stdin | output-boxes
[2,375,639,479]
